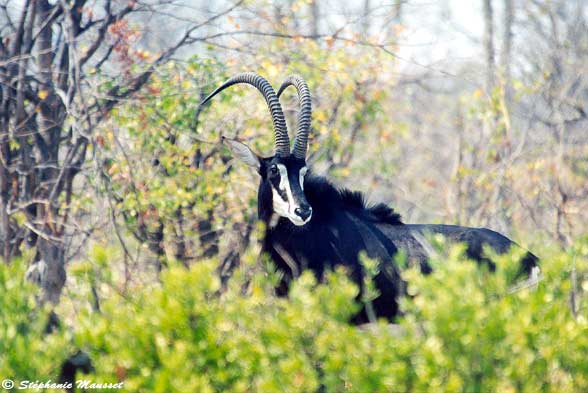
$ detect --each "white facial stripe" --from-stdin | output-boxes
[299,167,307,191]
[277,164,287,192]
[272,187,290,216]
[272,187,306,225]
[277,164,296,209]
[272,165,292,218]
[272,164,308,226]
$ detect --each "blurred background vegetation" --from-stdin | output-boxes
[1,0,587,391]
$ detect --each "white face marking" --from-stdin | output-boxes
[271,187,291,219]
[271,164,310,226]
[277,164,288,195]
[299,167,307,190]
[278,164,296,209]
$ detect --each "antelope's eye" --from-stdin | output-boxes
[270,165,279,176]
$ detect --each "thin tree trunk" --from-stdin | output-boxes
[36,0,68,304]
[0,138,10,262]
[37,237,66,304]
[199,210,219,259]
[288,0,300,32]
[483,0,495,93]
[394,0,403,23]
[13,1,36,264]
[501,0,514,92]
[0,47,12,262]
[362,0,371,39]
[310,0,319,36]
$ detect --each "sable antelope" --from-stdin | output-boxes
[199,72,539,324]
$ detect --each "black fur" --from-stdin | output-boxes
[59,351,94,392]
[338,189,402,225]
[262,174,405,323]
[259,170,539,325]
[206,75,538,325]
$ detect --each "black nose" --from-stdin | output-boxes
[295,205,312,221]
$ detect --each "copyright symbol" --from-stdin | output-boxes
[2,379,14,389]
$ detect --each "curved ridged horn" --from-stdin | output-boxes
[277,75,311,160]
[199,72,290,157]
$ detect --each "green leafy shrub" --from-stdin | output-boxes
[73,241,588,392]
[0,259,72,382]
[1,242,586,391]
[401,241,588,392]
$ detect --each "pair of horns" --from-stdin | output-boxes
[199,72,311,159]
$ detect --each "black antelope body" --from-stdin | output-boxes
[199,72,539,324]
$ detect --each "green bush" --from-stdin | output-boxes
[1,242,587,392]
[0,259,72,382]
[400,242,588,392]
[71,242,588,392]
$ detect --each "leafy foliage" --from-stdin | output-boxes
[3,1,588,391]
[68,242,588,392]
[0,260,72,381]
[97,58,242,261]
[99,48,397,262]
[1,242,587,391]
[401,241,588,391]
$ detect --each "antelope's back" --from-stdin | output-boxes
[374,223,539,276]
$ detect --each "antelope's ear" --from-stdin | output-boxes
[222,137,261,171]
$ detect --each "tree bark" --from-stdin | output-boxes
[310,0,319,36]
[37,237,67,304]
[501,0,514,92]
[483,0,496,93]
[1,0,248,294]
[33,0,70,303]
[394,0,403,23]
[362,0,371,39]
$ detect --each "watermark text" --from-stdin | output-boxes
[2,379,124,390]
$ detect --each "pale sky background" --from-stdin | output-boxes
[398,0,483,63]
[314,0,490,80]
[2,0,490,80]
